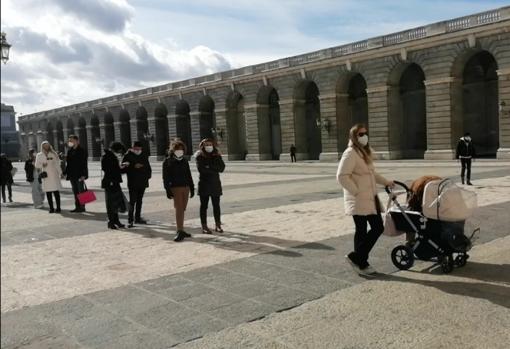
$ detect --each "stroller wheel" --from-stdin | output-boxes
[454,254,468,268]
[441,255,454,273]
[391,245,414,270]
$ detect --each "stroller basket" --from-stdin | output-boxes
[389,209,424,233]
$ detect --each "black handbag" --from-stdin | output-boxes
[39,171,48,179]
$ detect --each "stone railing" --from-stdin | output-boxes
[19,6,510,122]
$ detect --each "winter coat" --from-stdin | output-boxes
[196,153,225,197]
[35,151,62,192]
[336,143,390,216]
[122,150,152,189]
[162,155,194,191]
[0,157,14,185]
[65,146,88,180]
[24,159,37,183]
[101,150,125,192]
[455,137,476,158]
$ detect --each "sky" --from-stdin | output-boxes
[1,0,508,116]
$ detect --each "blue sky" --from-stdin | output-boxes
[1,0,508,115]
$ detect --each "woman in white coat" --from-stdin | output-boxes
[337,124,394,276]
[35,141,62,213]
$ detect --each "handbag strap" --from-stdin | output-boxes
[82,181,87,191]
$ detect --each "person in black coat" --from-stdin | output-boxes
[455,132,476,185]
[0,153,14,203]
[102,142,128,229]
[162,139,195,242]
[195,138,225,234]
[65,135,89,212]
[122,141,152,227]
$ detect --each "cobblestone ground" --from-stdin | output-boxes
[1,160,509,348]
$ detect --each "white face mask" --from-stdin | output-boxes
[205,146,214,153]
[465,137,471,142]
[358,135,369,146]
[68,142,74,148]
[174,150,184,158]
[132,150,142,156]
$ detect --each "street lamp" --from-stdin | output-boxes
[143,132,155,143]
[1,32,11,64]
[316,118,331,133]
[211,127,223,140]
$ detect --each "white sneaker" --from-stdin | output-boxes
[359,265,377,276]
[345,255,362,274]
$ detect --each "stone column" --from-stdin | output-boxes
[214,108,228,157]
[147,117,159,160]
[497,69,510,159]
[279,98,297,162]
[113,121,122,142]
[190,111,201,153]
[335,93,351,154]
[129,119,139,144]
[366,85,393,159]
[167,113,177,140]
[85,125,95,160]
[244,103,261,161]
[319,94,339,161]
[36,130,46,147]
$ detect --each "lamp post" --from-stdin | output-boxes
[316,118,331,133]
[211,127,223,140]
[1,32,11,64]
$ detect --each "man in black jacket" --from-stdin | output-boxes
[455,132,476,185]
[65,135,88,212]
[122,141,152,227]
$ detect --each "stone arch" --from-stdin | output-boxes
[136,106,150,156]
[119,109,131,148]
[46,121,55,147]
[199,95,216,140]
[104,112,115,148]
[77,118,88,153]
[55,121,65,152]
[90,116,101,159]
[155,103,169,157]
[226,91,247,160]
[175,100,192,155]
[256,85,281,160]
[293,80,322,160]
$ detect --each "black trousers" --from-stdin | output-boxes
[349,214,384,269]
[105,189,123,224]
[46,191,61,210]
[128,187,146,222]
[460,158,472,181]
[291,154,297,162]
[1,183,12,202]
[70,179,85,209]
[200,195,221,227]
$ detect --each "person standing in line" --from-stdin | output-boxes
[65,135,88,212]
[25,149,45,208]
[123,141,152,227]
[196,138,225,234]
[102,142,129,229]
[337,124,394,276]
[290,144,297,163]
[35,141,62,213]
[0,153,14,203]
[456,132,476,185]
[162,140,195,242]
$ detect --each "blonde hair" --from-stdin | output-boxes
[40,141,58,156]
[349,124,372,164]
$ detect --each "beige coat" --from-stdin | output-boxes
[35,150,62,192]
[337,144,390,216]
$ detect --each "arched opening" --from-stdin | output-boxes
[257,86,282,160]
[461,51,499,157]
[104,112,115,148]
[78,118,88,153]
[56,121,64,152]
[294,80,322,160]
[46,122,55,147]
[155,103,169,157]
[226,92,247,160]
[136,107,150,156]
[199,96,216,140]
[348,74,368,126]
[175,100,192,155]
[90,116,101,159]
[119,109,131,147]
[66,119,75,137]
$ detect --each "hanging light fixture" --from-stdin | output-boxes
[1,32,11,64]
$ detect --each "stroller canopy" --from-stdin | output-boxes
[422,179,477,222]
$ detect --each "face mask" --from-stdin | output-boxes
[174,150,184,158]
[358,135,369,146]
[115,153,123,161]
[465,137,471,142]
[205,146,214,153]
[133,150,142,156]
[68,142,74,148]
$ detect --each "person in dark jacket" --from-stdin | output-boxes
[195,138,225,234]
[455,132,476,185]
[123,141,152,227]
[0,153,14,203]
[162,139,195,242]
[290,144,297,162]
[102,142,128,229]
[65,135,88,212]
[25,149,45,208]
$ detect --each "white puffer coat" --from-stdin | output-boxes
[336,143,390,216]
[35,149,62,193]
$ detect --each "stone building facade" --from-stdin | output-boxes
[17,7,510,161]
[1,103,21,159]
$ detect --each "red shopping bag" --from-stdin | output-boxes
[77,183,96,205]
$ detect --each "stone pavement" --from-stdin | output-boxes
[1,160,509,348]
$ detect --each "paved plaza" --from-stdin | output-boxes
[1,160,509,348]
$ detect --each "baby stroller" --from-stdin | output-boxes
[384,179,478,273]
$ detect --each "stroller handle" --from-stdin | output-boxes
[385,180,410,194]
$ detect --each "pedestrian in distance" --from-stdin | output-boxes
[162,139,195,242]
[65,135,88,212]
[456,132,476,186]
[290,144,297,163]
[196,138,225,234]
[35,141,62,213]
[24,149,45,208]
[102,142,129,229]
[123,141,152,227]
[0,153,14,203]
[337,124,394,276]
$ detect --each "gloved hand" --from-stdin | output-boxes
[166,189,173,199]
[190,188,195,198]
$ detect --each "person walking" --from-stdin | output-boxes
[196,138,225,234]
[24,149,45,208]
[35,141,62,213]
[337,124,394,276]
[0,153,14,203]
[123,141,152,227]
[102,142,128,229]
[290,144,297,163]
[456,132,476,185]
[163,140,195,242]
[65,135,88,212]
